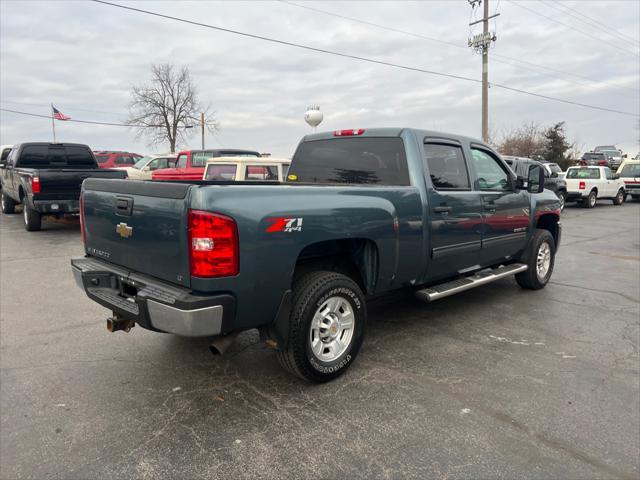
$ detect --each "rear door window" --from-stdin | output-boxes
[424,143,470,190]
[290,137,410,185]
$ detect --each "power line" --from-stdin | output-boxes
[0,100,126,117]
[0,108,147,127]
[542,0,639,50]
[280,0,638,96]
[91,0,639,117]
[508,1,639,57]
[553,0,639,45]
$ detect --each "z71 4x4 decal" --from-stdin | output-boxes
[266,217,303,233]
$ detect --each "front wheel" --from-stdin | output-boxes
[516,229,556,290]
[1,193,16,214]
[557,190,566,211]
[277,271,366,383]
[613,189,625,205]
[23,203,42,231]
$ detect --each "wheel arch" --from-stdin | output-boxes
[536,213,560,246]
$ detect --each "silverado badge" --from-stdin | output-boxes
[116,222,133,238]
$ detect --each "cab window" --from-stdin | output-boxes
[176,155,187,169]
[471,148,511,191]
[246,165,278,180]
[204,164,237,180]
[605,168,613,180]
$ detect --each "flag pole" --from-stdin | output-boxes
[51,104,56,143]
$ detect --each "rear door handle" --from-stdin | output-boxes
[434,206,452,213]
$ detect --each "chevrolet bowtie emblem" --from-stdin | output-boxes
[116,222,133,238]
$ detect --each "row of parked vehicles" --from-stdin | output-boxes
[0,131,636,383]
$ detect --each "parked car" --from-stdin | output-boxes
[93,151,143,169]
[0,143,127,231]
[71,128,561,382]
[503,156,567,210]
[203,157,291,181]
[579,152,608,166]
[617,159,640,201]
[152,149,261,181]
[542,162,564,179]
[564,166,626,208]
[0,145,12,190]
[117,153,177,180]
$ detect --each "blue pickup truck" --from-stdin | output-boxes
[72,128,561,382]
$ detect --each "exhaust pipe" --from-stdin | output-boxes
[107,315,135,333]
[209,331,241,356]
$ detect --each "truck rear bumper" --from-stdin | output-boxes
[33,199,79,214]
[566,191,588,201]
[71,256,235,337]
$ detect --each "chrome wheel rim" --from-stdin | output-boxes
[536,241,551,280]
[589,194,596,207]
[1,195,4,210]
[559,193,565,211]
[23,205,28,224]
[309,296,355,362]
[617,191,623,203]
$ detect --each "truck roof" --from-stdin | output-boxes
[301,128,486,147]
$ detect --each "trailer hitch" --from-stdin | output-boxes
[107,314,135,333]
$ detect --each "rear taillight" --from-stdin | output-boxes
[333,129,365,136]
[579,181,586,190]
[79,194,86,243]
[188,209,238,278]
[31,176,41,194]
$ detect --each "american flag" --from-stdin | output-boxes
[52,105,71,121]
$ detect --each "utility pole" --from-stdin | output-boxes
[468,0,498,142]
[201,112,205,150]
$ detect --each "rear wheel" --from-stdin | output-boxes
[23,203,42,231]
[585,190,597,208]
[1,193,16,214]
[277,271,366,383]
[613,189,625,205]
[516,229,556,290]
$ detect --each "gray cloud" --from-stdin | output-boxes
[1,0,638,157]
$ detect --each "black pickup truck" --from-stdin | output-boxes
[0,142,127,231]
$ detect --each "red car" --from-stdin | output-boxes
[152,149,260,181]
[93,151,143,169]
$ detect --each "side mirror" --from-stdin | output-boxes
[0,161,6,168]
[613,173,620,180]
[515,176,528,190]
[527,164,544,193]
[622,154,628,159]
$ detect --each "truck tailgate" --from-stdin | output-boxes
[38,169,127,200]
[82,179,192,288]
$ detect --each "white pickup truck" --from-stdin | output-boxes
[203,156,291,181]
[565,166,626,208]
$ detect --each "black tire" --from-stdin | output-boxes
[557,190,566,211]
[613,189,625,205]
[1,192,16,214]
[23,203,42,231]
[516,229,556,290]
[585,190,597,208]
[277,271,366,383]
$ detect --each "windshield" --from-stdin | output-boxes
[133,156,151,169]
[619,164,640,177]
[582,153,604,160]
[601,150,619,157]
[567,168,600,179]
[95,155,109,164]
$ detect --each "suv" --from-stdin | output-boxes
[503,156,567,210]
[617,160,640,201]
[93,151,142,169]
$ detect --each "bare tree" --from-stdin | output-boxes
[127,64,218,152]
[496,122,544,159]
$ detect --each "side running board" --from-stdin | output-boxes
[415,263,528,302]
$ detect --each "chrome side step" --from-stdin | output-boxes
[415,263,528,302]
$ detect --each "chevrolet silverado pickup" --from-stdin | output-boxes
[1,143,127,231]
[71,128,562,382]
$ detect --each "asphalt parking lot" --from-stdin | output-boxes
[1,201,639,479]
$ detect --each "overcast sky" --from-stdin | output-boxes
[1,0,639,157]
